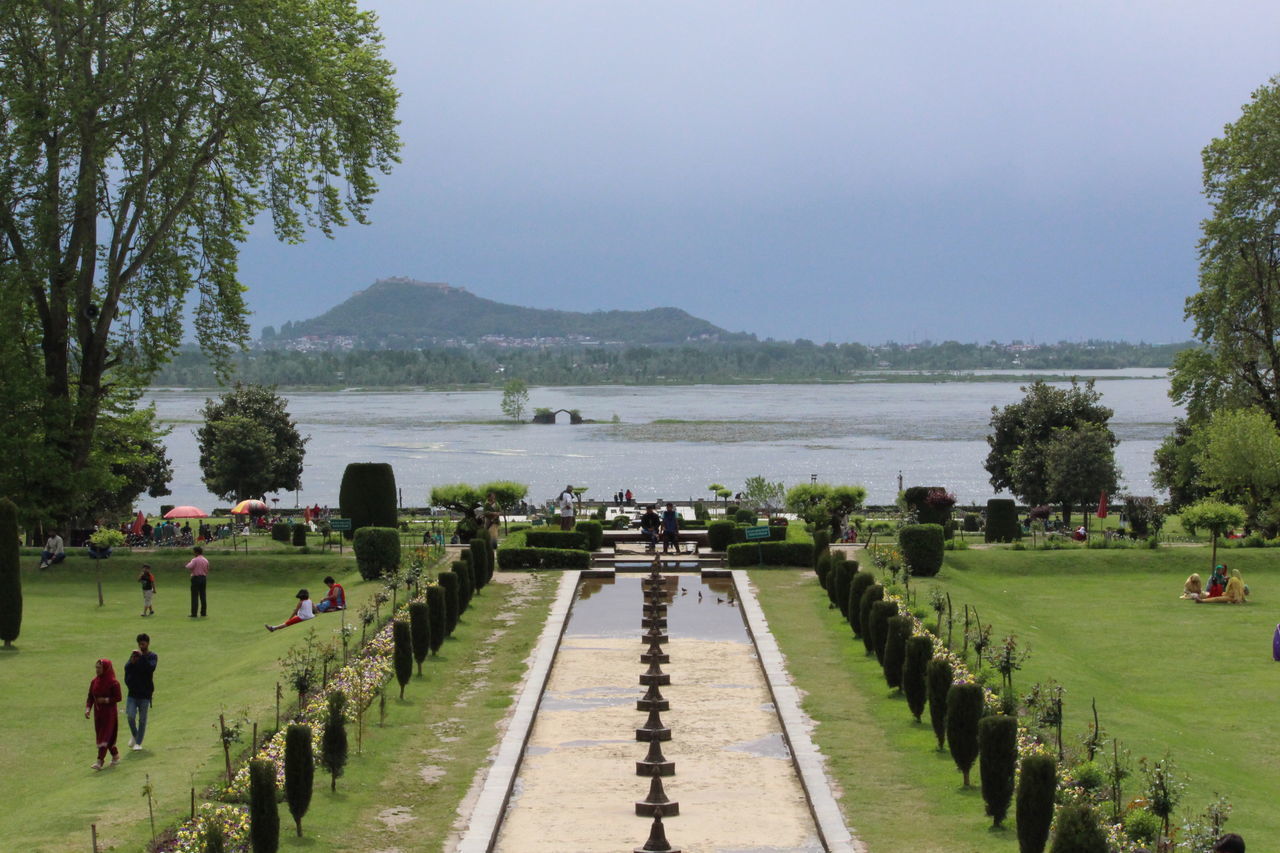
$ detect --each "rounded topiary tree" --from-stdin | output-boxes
[926,656,953,749]
[848,571,875,636]
[438,571,460,635]
[1048,804,1108,853]
[707,520,738,552]
[979,714,1018,827]
[882,615,912,690]
[899,523,945,577]
[408,601,431,676]
[946,682,985,786]
[283,724,313,837]
[320,691,348,792]
[0,498,22,648]
[338,462,398,537]
[426,584,446,654]
[985,498,1021,543]
[248,758,279,853]
[352,527,401,581]
[1016,753,1058,853]
[902,635,933,722]
[868,598,899,665]
[393,620,413,699]
[858,584,885,654]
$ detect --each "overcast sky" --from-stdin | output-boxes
[236,1,1280,345]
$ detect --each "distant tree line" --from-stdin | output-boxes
[150,339,1191,388]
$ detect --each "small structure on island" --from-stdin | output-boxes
[532,407,584,424]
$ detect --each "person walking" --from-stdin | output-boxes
[558,485,576,531]
[138,564,157,616]
[187,546,209,618]
[124,634,158,751]
[85,659,122,769]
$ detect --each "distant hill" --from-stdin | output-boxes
[266,278,749,348]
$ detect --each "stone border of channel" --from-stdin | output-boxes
[455,570,581,853]
[733,569,867,853]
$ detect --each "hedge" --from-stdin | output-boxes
[707,520,737,552]
[291,525,307,547]
[725,541,814,567]
[574,520,604,551]
[271,522,291,543]
[899,524,945,577]
[985,499,1021,543]
[496,547,591,570]
[352,527,401,580]
[525,530,588,551]
[338,462,398,536]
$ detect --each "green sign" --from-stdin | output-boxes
[329,518,353,532]
[744,525,771,540]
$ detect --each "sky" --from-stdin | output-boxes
[235,1,1280,345]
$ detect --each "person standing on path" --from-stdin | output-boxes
[558,485,576,531]
[187,546,209,617]
[85,659,122,769]
[661,502,680,553]
[124,634,157,751]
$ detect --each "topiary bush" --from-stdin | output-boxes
[946,682,985,786]
[962,512,981,532]
[815,551,834,590]
[526,530,588,550]
[320,691,348,792]
[978,714,1018,827]
[393,620,413,699]
[352,527,401,580]
[271,523,291,542]
[453,560,473,613]
[611,515,631,529]
[283,724,313,837]
[902,635,932,722]
[707,520,738,552]
[827,555,849,613]
[338,462,398,536]
[848,572,875,636]
[409,601,431,675]
[882,615,912,690]
[926,656,953,749]
[734,508,757,524]
[858,584,885,654]
[725,541,814,567]
[291,525,307,546]
[426,584,446,654]
[574,520,604,550]
[468,540,487,588]
[248,758,279,853]
[812,528,830,564]
[437,571,460,633]
[0,498,21,648]
[868,599,899,664]
[985,498,1021,543]
[496,547,592,570]
[1048,804,1108,853]
[1016,753,1057,853]
[899,524,945,577]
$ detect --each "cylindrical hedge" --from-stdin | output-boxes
[283,724,313,837]
[815,552,833,590]
[393,620,413,699]
[869,599,899,665]
[438,571,460,635]
[833,556,854,617]
[426,584,446,654]
[338,462,398,536]
[979,714,1018,827]
[409,601,431,675]
[899,524,945,577]
[882,615,912,690]
[321,691,347,792]
[812,528,830,565]
[574,520,604,550]
[248,758,279,853]
[483,538,496,587]
[926,656,953,749]
[1016,753,1058,853]
[1048,804,1108,853]
[0,498,21,648]
[352,527,401,580]
[985,498,1021,543]
[468,540,488,590]
[291,524,307,546]
[453,560,473,613]
[858,584,885,654]
[946,682,985,786]
[902,635,932,721]
[848,572,875,636]
[707,520,737,552]
[271,523,291,542]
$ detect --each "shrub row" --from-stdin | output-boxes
[725,541,814,567]
[497,547,591,570]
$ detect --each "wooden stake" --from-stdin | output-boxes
[91,823,98,852]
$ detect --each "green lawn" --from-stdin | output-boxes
[754,545,1277,850]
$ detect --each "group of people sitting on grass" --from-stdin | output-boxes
[1181,564,1249,604]
[265,576,346,632]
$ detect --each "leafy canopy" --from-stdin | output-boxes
[500,380,529,423]
[197,384,308,502]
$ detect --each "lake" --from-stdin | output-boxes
[144,369,1179,513]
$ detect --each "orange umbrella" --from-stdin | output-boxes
[231,499,269,515]
[163,505,208,519]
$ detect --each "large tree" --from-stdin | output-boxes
[1041,423,1119,528]
[198,384,307,502]
[984,380,1116,524]
[0,0,399,524]
[1195,407,1280,530]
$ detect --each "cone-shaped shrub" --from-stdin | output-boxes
[283,724,313,837]
[926,657,953,749]
[979,714,1018,826]
[426,585,446,654]
[825,554,846,609]
[882,615,912,689]
[248,758,279,853]
[812,528,830,565]
[869,599,899,664]
[484,538,496,587]
[815,552,833,590]
[453,560,473,612]
[393,620,413,699]
[438,571,460,635]
[833,556,854,617]
[848,572,875,635]
[320,691,348,792]
[946,682,984,786]
[1016,753,1058,853]
[469,540,487,590]
[0,498,21,648]
[902,635,932,721]
[858,584,885,654]
[1048,804,1108,853]
[409,601,431,675]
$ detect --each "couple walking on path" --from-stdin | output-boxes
[85,634,158,770]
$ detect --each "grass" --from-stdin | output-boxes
[0,550,557,852]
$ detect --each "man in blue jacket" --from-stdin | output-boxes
[124,633,158,751]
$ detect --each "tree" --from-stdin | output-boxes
[283,724,313,837]
[785,483,867,537]
[198,385,308,502]
[707,483,726,504]
[985,380,1115,524]
[1153,419,1211,510]
[0,497,22,648]
[1179,499,1246,571]
[1195,407,1280,527]
[248,758,280,853]
[946,682,984,786]
[320,691,348,793]
[1016,753,1058,853]
[1041,423,1119,529]
[393,619,413,699]
[741,475,785,511]
[500,379,529,423]
[430,483,484,517]
[0,1,399,526]
[978,715,1018,827]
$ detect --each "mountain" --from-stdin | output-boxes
[267,278,748,348]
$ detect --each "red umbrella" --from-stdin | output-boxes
[163,505,209,519]
[231,499,269,515]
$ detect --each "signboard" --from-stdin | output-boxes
[329,518,353,532]
[744,525,771,541]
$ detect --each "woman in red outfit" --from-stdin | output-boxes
[85,659,122,769]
